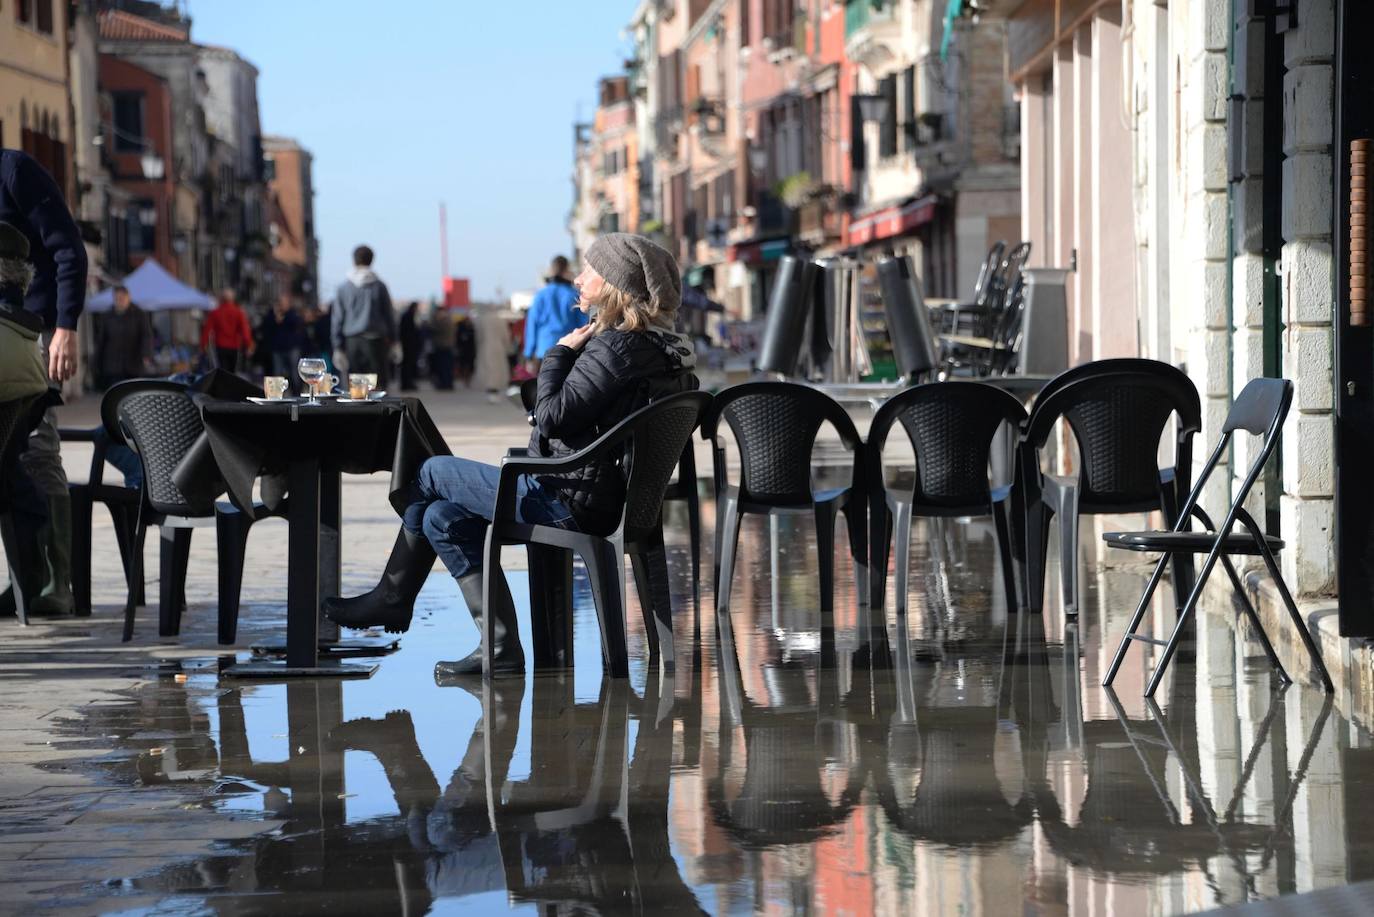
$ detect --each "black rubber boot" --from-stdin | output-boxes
[323,528,436,633]
[31,493,75,617]
[434,572,525,681]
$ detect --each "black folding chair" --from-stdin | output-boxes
[1019,362,1200,616]
[483,391,711,677]
[867,381,1025,617]
[1102,378,1335,697]
[701,381,868,618]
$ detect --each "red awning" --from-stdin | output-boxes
[845,195,937,247]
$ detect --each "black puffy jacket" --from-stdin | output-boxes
[531,326,697,534]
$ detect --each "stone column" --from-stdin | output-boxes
[1279,0,1336,596]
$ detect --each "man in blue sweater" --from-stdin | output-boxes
[521,255,584,371]
[0,149,90,617]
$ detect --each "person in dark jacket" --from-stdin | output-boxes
[260,292,308,382]
[93,285,153,389]
[324,233,696,679]
[398,301,422,391]
[0,149,89,618]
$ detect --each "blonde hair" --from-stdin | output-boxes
[586,280,677,334]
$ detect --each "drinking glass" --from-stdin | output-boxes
[297,357,327,404]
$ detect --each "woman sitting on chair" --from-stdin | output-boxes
[324,234,697,678]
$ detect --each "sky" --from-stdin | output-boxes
[189,0,637,303]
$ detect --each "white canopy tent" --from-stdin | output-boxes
[86,258,214,313]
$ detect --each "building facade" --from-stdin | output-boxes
[1,0,75,198]
[572,0,1019,321]
[263,134,318,306]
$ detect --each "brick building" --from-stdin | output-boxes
[1,0,74,198]
[263,134,318,305]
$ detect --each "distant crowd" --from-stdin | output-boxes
[85,245,592,400]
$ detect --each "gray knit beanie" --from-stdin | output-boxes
[584,233,681,316]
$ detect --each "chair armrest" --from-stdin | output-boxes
[505,447,531,458]
[493,433,625,520]
[58,426,100,443]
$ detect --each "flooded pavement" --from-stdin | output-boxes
[3,504,1374,916]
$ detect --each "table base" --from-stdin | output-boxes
[249,635,400,659]
[223,659,379,679]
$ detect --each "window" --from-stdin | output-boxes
[15,0,32,25]
[131,200,157,253]
[112,92,145,153]
[35,0,52,33]
[903,66,917,151]
[878,74,898,158]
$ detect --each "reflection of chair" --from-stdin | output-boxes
[490,675,692,913]
[486,391,711,676]
[703,381,868,619]
[711,624,864,848]
[882,610,1034,848]
[1102,378,1334,697]
[1019,363,1200,616]
[110,379,284,642]
[1089,687,1336,890]
[866,381,1024,616]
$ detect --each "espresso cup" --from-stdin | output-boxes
[314,373,340,395]
[263,376,289,400]
[348,374,374,400]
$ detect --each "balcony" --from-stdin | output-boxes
[844,1,900,71]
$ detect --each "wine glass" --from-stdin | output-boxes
[297,357,327,405]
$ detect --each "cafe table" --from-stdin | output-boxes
[183,395,450,677]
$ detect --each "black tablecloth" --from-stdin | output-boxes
[173,397,450,520]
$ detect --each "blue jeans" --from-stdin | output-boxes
[403,456,575,579]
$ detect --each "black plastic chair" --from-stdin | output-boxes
[483,390,711,677]
[1019,362,1201,616]
[1102,378,1334,697]
[867,382,1026,617]
[520,376,706,591]
[110,379,284,643]
[702,381,868,618]
[943,241,1007,335]
[61,393,151,616]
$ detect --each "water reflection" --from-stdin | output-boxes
[28,514,1374,914]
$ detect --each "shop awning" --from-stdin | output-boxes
[727,237,791,266]
[845,195,937,248]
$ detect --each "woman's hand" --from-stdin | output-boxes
[557,325,595,351]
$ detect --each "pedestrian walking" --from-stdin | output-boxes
[200,287,254,373]
[0,222,57,614]
[521,255,584,371]
[399,301,421,391]
[331,244,395,387]
[260,292,308,383]
[92,284,153,389]
[473,302,510,402]
[429,305,456,390]
[0,149,90,618]
[454,314,475,387]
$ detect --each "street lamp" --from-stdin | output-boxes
[140,152,165,180]
[853,93,890,123]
